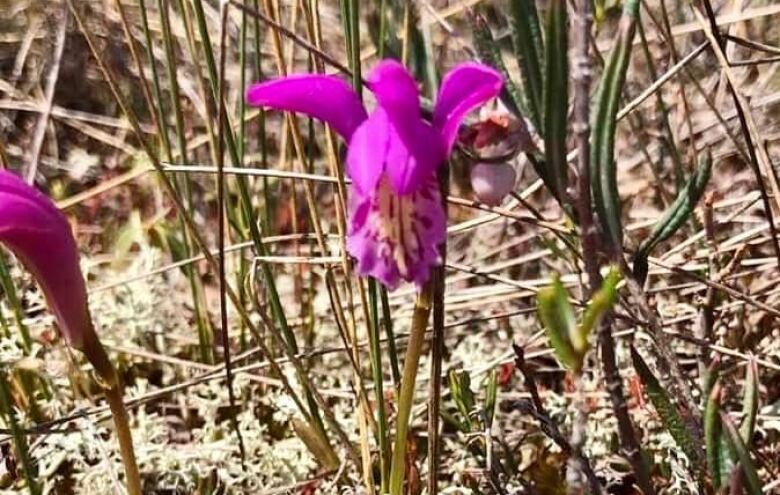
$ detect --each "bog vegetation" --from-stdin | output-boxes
[0,0,779,493]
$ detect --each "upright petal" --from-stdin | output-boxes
[433,62,503,153]
[347,175,446,290]
[246,74,368,140]
[366,59,421,126]
[0,171,90,349]
[349,106,444,196]
[365,60,446,194]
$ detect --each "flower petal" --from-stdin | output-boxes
[433,62,503,153]
[347,175,445,290]
[246,74,368,140]
[365,60,446,194]
[346,111,389,195]
[0,171,90,349]
[349,107,444,196]
[365,59,421,125]
[384,117,444,195]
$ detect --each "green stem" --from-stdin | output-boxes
[389,284,433,495]
[82,331,141,495]
[157,0,214,364]
[368,279,389,492]
[381,288,401,388]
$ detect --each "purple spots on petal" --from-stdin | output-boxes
[347,175,445,290]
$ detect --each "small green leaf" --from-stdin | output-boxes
[721,412,762,495]
[537,275,580,371]
[508,0,544,130]
[633,152,713,283]
[631,347,703,469]
[590,0,641,253]
[577,266,621,352]
[449,370,475,432]
[483,369,498,429]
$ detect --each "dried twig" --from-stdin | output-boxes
[512,345,601,494]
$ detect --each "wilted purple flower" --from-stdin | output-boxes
[247,60,502,289]
[0,171,90,349]
[470,163,517,206]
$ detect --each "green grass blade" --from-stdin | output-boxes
[721,412,762,495]
[739,359,759,445]
[0,254,31,351]
[0,371,39,495]
[705,383,729,490]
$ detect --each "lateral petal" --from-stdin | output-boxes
[433,62,503,153]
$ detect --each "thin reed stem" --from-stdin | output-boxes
[0,373,39,495]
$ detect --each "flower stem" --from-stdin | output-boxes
[389,283,433,495]
[82,331,141,495]
[104,381,142,495]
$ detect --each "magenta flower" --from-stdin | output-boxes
[247,60,502,289]
[0,170,142,494]
[0,170,90,349]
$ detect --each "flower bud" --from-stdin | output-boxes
[0,171,91,350]
[470,163,516,206]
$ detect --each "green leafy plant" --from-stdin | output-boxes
[537,267,621,372]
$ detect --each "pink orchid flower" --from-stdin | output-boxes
[247,59,503,289]
[0,170,90,350]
